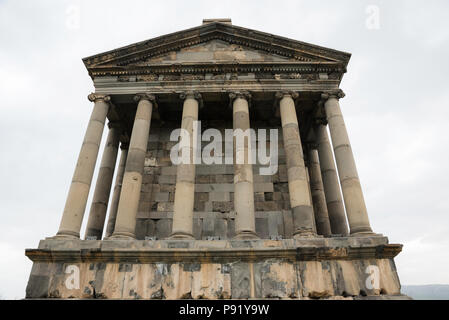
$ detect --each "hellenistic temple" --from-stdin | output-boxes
[25,19,407,299]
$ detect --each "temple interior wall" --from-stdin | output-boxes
[133,119,301,240]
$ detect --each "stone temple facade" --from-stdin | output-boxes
[25,19,407,299]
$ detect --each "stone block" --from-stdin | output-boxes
[256,218,269,239]
[155,219,172,239]
[213,201,233,212]
[153,192,169,202]
[195,192,209,202]
[254,192,265,202]
[254,183,274,192]
[159,175,176,184]
[157,202,173,212]
[161,166,177,175]
[231,262,251,299]
[209,192,230,202]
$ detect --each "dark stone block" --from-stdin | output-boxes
[26,275,49,298]
[167,241,189,248]
[183,263,201,272]
[231,262,251,299]
[221,264,231,274]
[118,263,133,272]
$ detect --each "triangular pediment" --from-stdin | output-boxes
[83,22,351,75]
[133,39,299,65]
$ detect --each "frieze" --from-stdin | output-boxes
[136,74,159,81]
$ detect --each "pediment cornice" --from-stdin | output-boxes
[83,22,351,77]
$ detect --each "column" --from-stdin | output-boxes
[230,91,258,239]
[56,93,110,238]
[277,91,315,237]
[110,93,155,239]
[104,143,128,238]
[170,92,201,239]
[322,90,373,235]
[314,119,349,235]
[84,122,120,239]
[307,146,332,236]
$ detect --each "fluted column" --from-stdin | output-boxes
[277,91,315,237]
[322,90,373,235]
[170,92,201,239]
[56,93,110,238]
[314,119,349,235]
[307,146,332,236]
[230,91,258,239]
[111,93,155,239]
[104,143,128,238]
[84,123,120,239]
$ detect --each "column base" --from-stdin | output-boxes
[293,230,317,238]
[351,231,383,237]
[53,230,80,239]
[168,232,195,240]
[233,230,259,240]
[108,232,136,240]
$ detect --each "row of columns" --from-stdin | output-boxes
[55,89,372,240]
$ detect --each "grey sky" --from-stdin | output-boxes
[1,0,448,299]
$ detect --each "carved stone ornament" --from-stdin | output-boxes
[133,93,157,105]
[179,91,202,101]
[228,91,251,101]
[88,93,111,103]
[274,91,299,100]
[321,89,345,101]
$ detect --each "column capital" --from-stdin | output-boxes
[275,91,299,100]
[88,93,111,103]
[180,91,203,109]
[179,91,202,101]
[321,89,345,101]
[229,90,251,102]
[133,93,157,105]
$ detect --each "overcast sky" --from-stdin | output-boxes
[1,0,448,299]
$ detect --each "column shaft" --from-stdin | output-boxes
[85,124,120,239]
[308,148,332,236]
[56,94,110,238]
[104,145,128,238]
[170,93,200,239]
[278,92,315,237]
[111,94,154,238]
[324,92,373,234]
[315,123,349,235]
[231,92,258,239]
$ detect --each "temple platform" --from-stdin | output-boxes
[25,236,408,299]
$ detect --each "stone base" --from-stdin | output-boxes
[25,236,405,299]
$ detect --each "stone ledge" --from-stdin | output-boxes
[26,238,401,264]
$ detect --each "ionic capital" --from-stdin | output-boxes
[321,89,345,102]
[180,91,203,109]
[229,90,251,102]
[179,91,202,101]
[133,93,157,105]
[275,91,299,100]
[88,93,111,103]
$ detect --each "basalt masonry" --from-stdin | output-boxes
[25,19,408,299]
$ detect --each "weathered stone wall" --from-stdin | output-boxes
[134,120,296,240]
[25,238,406,300]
